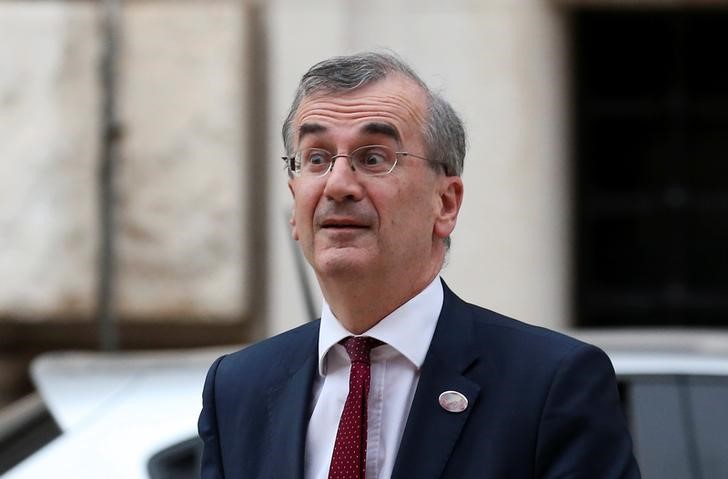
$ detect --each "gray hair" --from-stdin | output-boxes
[281,52,466,177]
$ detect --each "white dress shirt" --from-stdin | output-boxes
[304,277,443,479]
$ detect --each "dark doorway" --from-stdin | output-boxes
[571,9,728,327]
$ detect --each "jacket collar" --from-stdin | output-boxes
[263,321,319,479]
[262,280,480,479]
[391,280,481,479]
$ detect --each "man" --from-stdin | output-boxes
[198,52,640,478]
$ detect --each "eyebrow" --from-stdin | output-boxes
[296,121,401,146]
[298,123,327,143]
[361,122,401,143]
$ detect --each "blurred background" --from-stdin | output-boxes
[1,0,728,473]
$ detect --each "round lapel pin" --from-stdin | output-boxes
[438,390,468,413]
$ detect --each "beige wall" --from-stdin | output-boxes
[0,0,571,337]
[0,1,100,321]
[116,0,249,321]
[265,0,570,334]
[0,0,251,325]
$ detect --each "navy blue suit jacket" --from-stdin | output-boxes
[198,282,640,478]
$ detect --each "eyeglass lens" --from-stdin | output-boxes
[296,145,397,177]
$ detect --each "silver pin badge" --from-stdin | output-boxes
[438,390,468,413]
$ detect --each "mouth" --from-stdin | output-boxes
[320,219,369,230]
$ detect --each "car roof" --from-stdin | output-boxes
[572,329,728,376]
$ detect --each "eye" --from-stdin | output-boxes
[300,149,331,174]
[355,146,390,169]
[363,152,385,166]
[307,151,327,165]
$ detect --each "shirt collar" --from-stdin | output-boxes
[318,276,444,376]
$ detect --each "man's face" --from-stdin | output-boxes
[288,74,460,284]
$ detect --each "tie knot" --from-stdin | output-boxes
[341,336,382,364]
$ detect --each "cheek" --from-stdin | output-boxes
[292,192,318,237]
[396,184,439,234]
[377,187,425,236]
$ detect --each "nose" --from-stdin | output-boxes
[322,155,365,202]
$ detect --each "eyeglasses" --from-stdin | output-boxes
[282,144,429,178]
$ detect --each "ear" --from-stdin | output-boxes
[433,176,464,240]
[288,181,299,241]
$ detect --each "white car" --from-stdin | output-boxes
[574,329,728,479]
[2,330,728,478]
[0,347,229,479]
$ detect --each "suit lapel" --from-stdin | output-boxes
[263,325,319,479]
[391,282,481,479]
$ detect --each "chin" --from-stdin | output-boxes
[313,247,375,277]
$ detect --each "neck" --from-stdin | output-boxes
[318,264,442,335]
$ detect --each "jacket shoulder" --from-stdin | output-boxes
[469,301,587,351]
[213,320,319,388]
[440,283,606,369]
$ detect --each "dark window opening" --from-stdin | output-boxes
[571,9,728,327]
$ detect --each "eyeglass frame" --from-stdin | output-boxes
[282,144,431,178]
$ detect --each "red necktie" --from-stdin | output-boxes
[328,336,382,479]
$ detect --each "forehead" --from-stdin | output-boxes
[292,74,429,147]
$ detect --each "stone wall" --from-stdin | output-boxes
[115,1,248,322]
[2,0,575,343]
[0,1,100,321]
[0,0,250,325]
